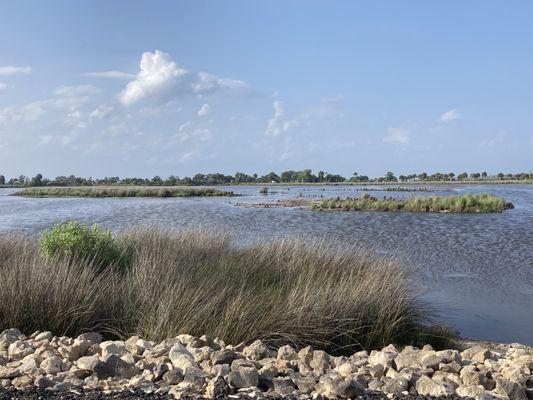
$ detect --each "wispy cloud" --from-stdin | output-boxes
[440,108,461,122]
[0,83,7,93]
[383,127,410,145]
[83,71,135,79]
[0,66,32,75]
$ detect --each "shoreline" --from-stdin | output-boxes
[0,329,531,400]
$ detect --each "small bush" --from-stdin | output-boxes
[259,187,269,195]
[40,221,128,269]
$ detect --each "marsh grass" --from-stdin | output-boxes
[0,227,449,354]
[313,193,514,213]
[14,186,236,198]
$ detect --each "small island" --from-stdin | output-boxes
[13,186,236,198]
[240,193,514,213]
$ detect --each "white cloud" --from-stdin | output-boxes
[265,100,285,137]
[54,85,101,97]
[179,151,197,163]
[83,71,135,79]
[479,131,506,148]
[197,103,211,117]
[0,83,7,93]
[383,127,410,144]
[119,50,252,106]
[0,66,32,75]
[175,121,212,142]
[440,108,461,122]
[89,104,114,121]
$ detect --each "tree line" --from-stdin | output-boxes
[0,170,531,187]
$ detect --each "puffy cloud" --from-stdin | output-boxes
[119,50,252,106]
[197,103,211,117]
[0,83,7,93]
[383,127,410,144]
[83,71,135,79]
[265,100,285,137]
[440,108,461,122]
[0,66,32,75]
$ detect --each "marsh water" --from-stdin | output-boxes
[0,184,532,345]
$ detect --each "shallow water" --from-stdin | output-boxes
[1,184,532,344]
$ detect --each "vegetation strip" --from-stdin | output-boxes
[13,187,236,198]
[312,194,514,213]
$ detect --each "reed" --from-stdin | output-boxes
[0,226,451,354]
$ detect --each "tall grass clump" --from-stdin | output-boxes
[0,223,446,354]
[313,193,513,213]
[14,186,236,198]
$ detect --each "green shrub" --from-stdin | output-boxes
[40,221,128,269]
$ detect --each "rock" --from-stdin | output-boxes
[0,367,20,379]
[272,376,296,395]
[169,343,199,373]
[419,351,444,370]
[293,375,316,394]
[456,385,498,400]
[76,355,99,371]
[383,377,409,395]
[277,345,298,361]
[461,366,488,387]
[11,374,33,388]
[205,375,230,399]
[316,373,364,399]
[34,375,55,389]
[34,332,53,342]
[415,375,455,396]
[311,350,331,374]
[394,348,420,371]
[40,355,62,374]
[76,332,102,345]
[93,354,138,379]
[211,349,239,365]
[495,378,527,400]
[337,362,358,377]
[162,369,184,385]
[368,350,396,369]
[7,341,34,361]
[297,346,314,374]
[228,359,258,389]
[100,340,126,358]
[243,340,273,361]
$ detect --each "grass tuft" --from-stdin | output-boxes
[0,225,451,353]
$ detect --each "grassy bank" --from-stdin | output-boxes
[0,223,452,354]
[312,193,514,213]
[14,186,236,198]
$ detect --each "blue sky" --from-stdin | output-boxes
[0,1,532,178]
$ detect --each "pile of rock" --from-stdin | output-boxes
[0,329,531,399]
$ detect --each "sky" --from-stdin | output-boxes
[0,1,532,178]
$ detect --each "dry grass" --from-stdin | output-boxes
[14,186,235,198]
[0,228,447,354]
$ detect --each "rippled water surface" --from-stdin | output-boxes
[1,184,532,344]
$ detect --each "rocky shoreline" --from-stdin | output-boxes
[0,329,531,400]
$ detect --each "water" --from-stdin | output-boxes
[1,184,532,344]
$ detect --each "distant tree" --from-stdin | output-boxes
[481,171,488,178]
[384,171,397,182]
[0,175,5,185]
[30,173,44,187]
[419,172,427,180]
[497,173,504,180]
[470,172,481,179]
